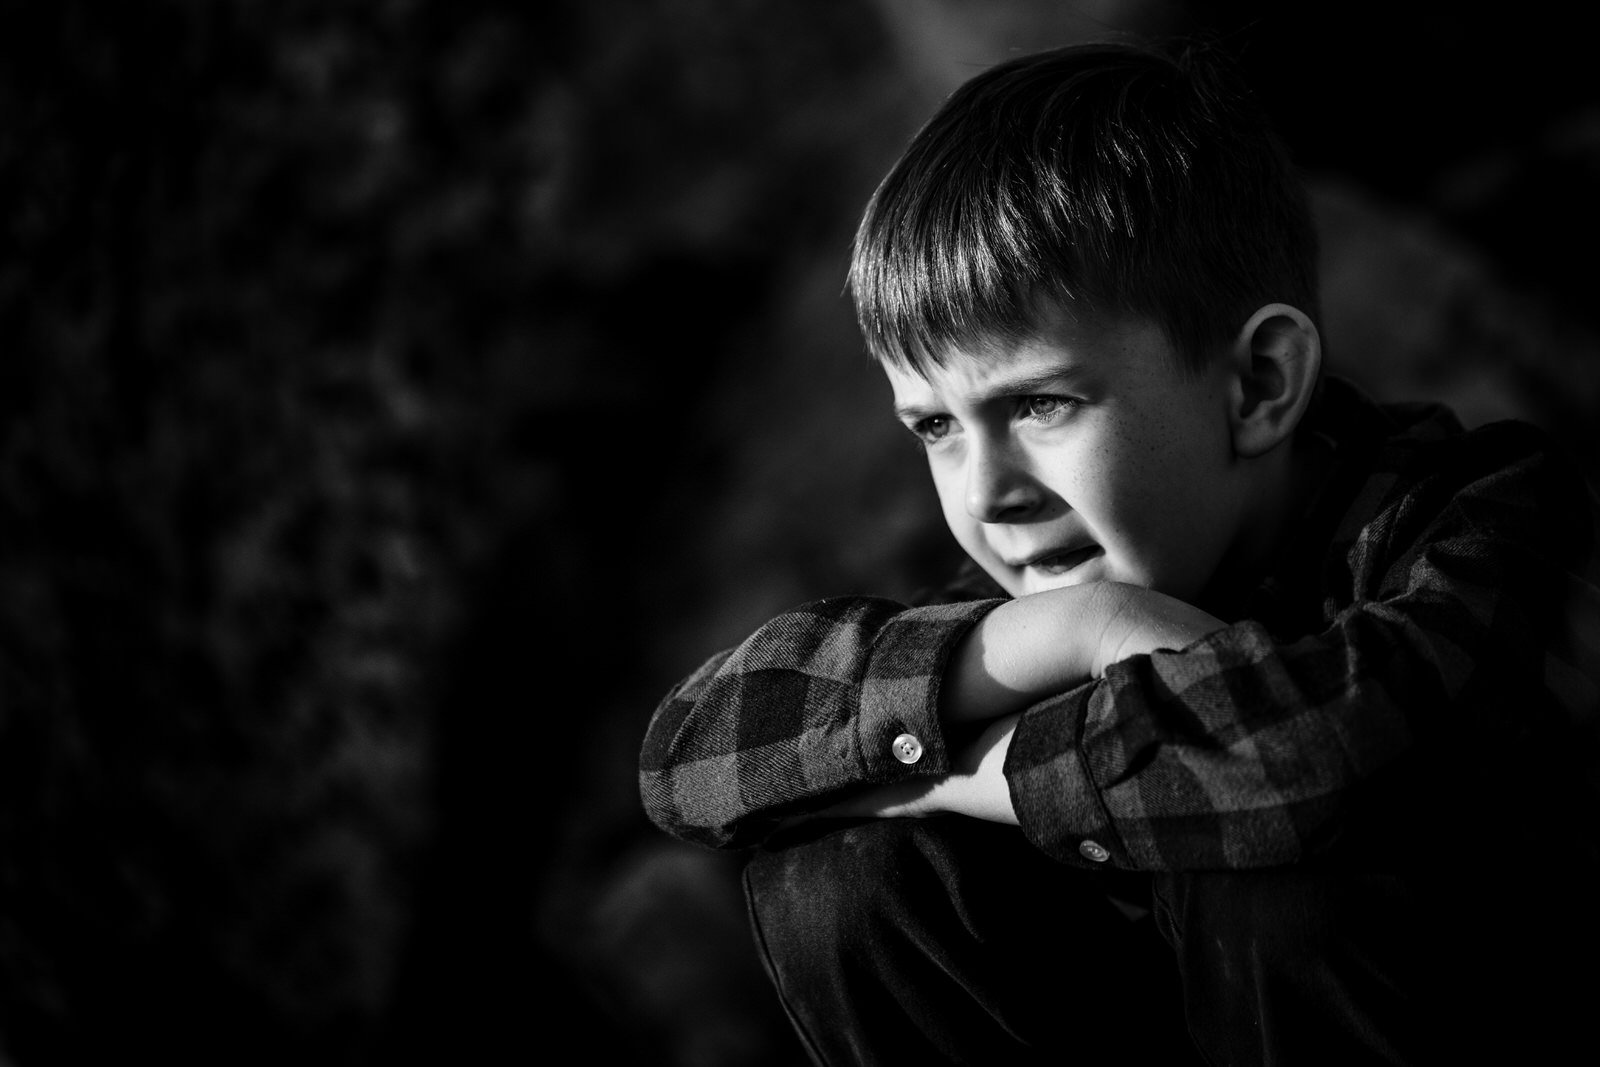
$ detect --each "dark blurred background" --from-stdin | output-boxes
[1,2,1596,1064]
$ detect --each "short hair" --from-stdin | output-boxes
[848,37,1320,374]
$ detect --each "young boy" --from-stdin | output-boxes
[640,38,1600,1065]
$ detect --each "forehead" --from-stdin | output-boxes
[883,311,1178,409]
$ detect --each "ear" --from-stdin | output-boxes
[1226,303,1322,459]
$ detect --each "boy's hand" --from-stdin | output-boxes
[779,583,1222,832]
[942,582,1224,724]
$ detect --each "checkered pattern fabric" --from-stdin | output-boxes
[641,378,1600,866]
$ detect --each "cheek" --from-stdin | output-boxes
[1093,425,1203,542]
[1114,426,1233,578]
[934,479,1008,568]
[940,497,985,554]
[931,466,962,522]
[932,475,974,534]
[931,455,972,511]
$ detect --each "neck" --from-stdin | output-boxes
[1199,433,1334,619]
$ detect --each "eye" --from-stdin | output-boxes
[1021,395,1078,423]
[910,414,954,444]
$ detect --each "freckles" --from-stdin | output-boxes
[1105,418,1157,477]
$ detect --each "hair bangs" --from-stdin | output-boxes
[848,39,1320,377]
[850,125,1107,374]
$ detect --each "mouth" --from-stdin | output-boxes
[1018,545,1103,575]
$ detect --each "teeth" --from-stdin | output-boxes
[1033,546,1096,571]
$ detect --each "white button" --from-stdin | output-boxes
[1079,840,1110,863]
[891,733,923,764]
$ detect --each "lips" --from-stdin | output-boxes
[1018,544,1102,574]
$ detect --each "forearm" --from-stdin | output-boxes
[770,584,1223,835]
[796,714,1021,825]
[640,595,1005,848]
[642,582,1219,845]
[941,582,1225,724]
[927,714,1020,823]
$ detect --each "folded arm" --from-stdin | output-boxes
[638,596,1002,849]
[642,409,1598,865]
[639,582,1225,844]
[1005,429,1600,870]
[812,582,1226,824]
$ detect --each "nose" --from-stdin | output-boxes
[965,435,1042,523]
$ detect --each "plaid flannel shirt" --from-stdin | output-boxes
[640,377,1600,869]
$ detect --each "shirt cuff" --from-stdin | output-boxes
[855,598,1004,781]
[1005,681,1129,868]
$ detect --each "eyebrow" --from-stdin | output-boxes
[892,365,1090,422]
[892,401,938,422]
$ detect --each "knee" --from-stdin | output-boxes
[743,819,947,962]
[1157,868,1418,995]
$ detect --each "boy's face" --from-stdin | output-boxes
[885,307,1248,602]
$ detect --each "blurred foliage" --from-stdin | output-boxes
[0,0,901,1062]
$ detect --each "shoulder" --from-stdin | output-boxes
[1317,376,1595,560]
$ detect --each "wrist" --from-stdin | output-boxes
[1088,582,1226,673]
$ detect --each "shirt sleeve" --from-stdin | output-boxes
[639,595,1003,849]
[1005,421,1600,872]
